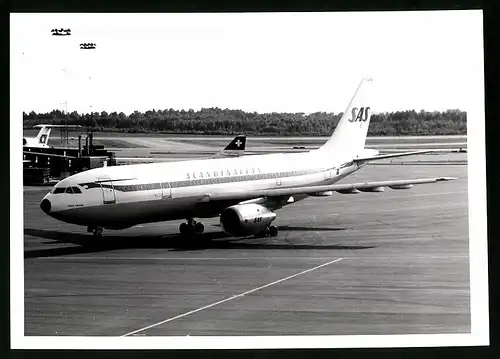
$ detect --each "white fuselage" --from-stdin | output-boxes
[41,149,359,229]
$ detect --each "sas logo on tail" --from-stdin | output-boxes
[349,107,370,122]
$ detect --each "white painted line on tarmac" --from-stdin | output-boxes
[120,257,344,337]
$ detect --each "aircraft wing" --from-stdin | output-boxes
[206,176,457,202]
[353,150,436,165]
[374,148,467,154]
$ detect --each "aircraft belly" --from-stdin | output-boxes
[55,196,199,228]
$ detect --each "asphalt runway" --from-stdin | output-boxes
[23,163,469,337]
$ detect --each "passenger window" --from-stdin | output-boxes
[72,187,82,194]
[65,187,74,194]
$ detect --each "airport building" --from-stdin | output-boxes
[23,132,116,185]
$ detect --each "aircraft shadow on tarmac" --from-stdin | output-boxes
[24,228,376,258]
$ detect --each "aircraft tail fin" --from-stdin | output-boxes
[224,135,246,151]
[317,77,374,160]
[34,126,52,146]
[214,135,246,157]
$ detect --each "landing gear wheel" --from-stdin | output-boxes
[186,224,196,235]
[93,226,103,237]
[255,227,270,238]
[255,225,279,238]
[269,225,279,237]
[195,222,205,234]
[180,219,205,235]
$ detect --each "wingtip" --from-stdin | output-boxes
[437,177,458,181]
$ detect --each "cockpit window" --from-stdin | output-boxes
[52,186,81,194]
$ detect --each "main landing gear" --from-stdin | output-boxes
[179,218,205,235]
[179,218,210,248]
[256,225,279,238]
[88,225,103,237]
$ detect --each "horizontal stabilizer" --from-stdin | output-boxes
[23,150,78,159]
[208,176,457,202]
[34,124,82,128]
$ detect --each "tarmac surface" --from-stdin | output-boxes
[23,131,467,159]
[23,162,470,337]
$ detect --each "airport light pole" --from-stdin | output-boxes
[79,42,97,142]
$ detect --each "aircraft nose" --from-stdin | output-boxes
[40,198,51,214]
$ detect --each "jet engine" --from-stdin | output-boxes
[337,188,361,194]
[359,186,385,192]
[309,191,333,197]
[220,204,276,236]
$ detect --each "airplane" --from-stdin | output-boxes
[23,124,81,148]
[115,134,247,165]
[39,78,457,239]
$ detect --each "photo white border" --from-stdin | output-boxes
[10,10,489,349]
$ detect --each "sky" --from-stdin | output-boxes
[11,11,484,115]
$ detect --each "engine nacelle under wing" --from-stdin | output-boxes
[309,191,333,197]
[359,186,385,192]
[220,203,276,236]
[336,188,361,194]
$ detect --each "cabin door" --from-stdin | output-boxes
[325,170,332,180]
[98,177,116,204]
[161,182,172,198]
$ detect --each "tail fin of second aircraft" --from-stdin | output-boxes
[317,77,374,160]
[223,135,246,152]
[212,135,246,158]
[34,125,52,146]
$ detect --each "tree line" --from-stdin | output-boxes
[23,108,466,136]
